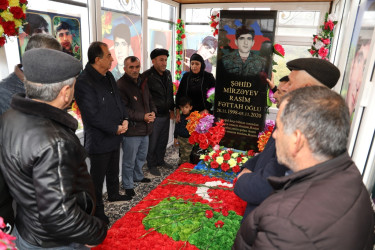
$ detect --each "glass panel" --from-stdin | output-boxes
[277,27,318,37]
[101,0,141,15]
[278,11,320,26]
[148,0,175,21]
[147,20,174,71]
[186,8,220,23]
[101,10,142,81]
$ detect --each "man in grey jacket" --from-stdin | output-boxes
[233,86,374,249]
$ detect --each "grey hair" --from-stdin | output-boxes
[24,77,75,102]
[280,86,350,160]
[25,33,62,52]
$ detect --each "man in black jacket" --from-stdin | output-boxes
[143,48,175,176]
[117,56,156,197]
[75,42,131,224]
[0,48,107,248]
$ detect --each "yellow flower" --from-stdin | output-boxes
[9,0,20,7]
[0,26,4,37]
[22,5,27,12]
[199,154,205,160]
[242,157,249,164]
[1,11,14,22]
[216,156,224,164]
[228,158,236,168]
[231,152,239,158]
[14,19,22,28]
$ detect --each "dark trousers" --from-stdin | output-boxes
[147,116,170,169]
[89,149,120,206]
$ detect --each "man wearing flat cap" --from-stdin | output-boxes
[234,58,341,221]
[0,48,107,249]
[142,48,175,176]
[74,41,131,225]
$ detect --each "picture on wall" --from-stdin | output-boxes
[18,10,82,61]
[102,10,142,81]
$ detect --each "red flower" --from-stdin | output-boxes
[20,0,27,3]
[324,20,335,31]
[0,0,8,10]
[215,220,224,228]
[236,157,242,163]
[2,21,16,36]
[181,34,186,39]
[74,45,79,53]
[274,44,285,57]
[222,208,229,217]
[204,155,210,161]
[199,141,209,150]
[221,163,230,172]
[210,161,219,169]
[232,165,241,173]
[205,210,213,218]
[318,47,328,58]
[227,149,233,154]
[177,19,181,24]
[309,49,316,55]
[177,30,181,34]
[176,60,181,66]
[223,153,231,161]
[0,37,6,47]
[322,38,331,45]
[313,35,318,43]
[247,150,255,157]
[10,6,25,19]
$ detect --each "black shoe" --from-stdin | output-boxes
[125,188,136,196]
[94,206,109,224]
[160,162,174,169]
[136,177,151,183]
[149,167,161,176]
[108,194,132,202]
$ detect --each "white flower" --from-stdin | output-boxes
[242,157,249,164]
[228,158,237,167]
[212,10,219,16]
[216,156,224,164]
[231,153,239,158]
[200,154,205,160]
[213,144,220,151]
[328,14,337,22]
[214,17,220,23]
[314,40,325,50]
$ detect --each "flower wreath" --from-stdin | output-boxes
[209,10,219,37]
[175,18,185,81]
[308,12,337,60]
[0,0,28,47]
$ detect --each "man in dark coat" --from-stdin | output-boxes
[234,58,341,221]
[142,48,175,176]
[74,41,131,224]
[0,33,62,233]
[233,86,374,249]
[117,56,156,197]
[0,48,107,248]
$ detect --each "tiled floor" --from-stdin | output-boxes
[103,145,180,227]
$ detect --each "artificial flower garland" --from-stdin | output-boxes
[308,12,337,60]
[209,10,219,37]
[175,18,185,80]
[0,0,28,47]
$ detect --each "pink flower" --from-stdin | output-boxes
[324,20,335,31]
[274,44,285,57]
[318,47,329,58]
[313,35,318,43]
[322,38,331,45]
[309,49,316,56]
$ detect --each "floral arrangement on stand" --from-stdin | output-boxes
[186,111,225,150]
[175,18,185,81]
[0,0,28,47]
[209,11,219,37]
[308,13,337,60]
[199,146,254,173]
[257,120,275,152]
[0,217,16,250]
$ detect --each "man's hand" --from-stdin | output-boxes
[267,72,275,90]
[170,110,175,120]
[175,110,181,123]
[122,120,129,130]
[144,112,155,123]
[116,125,125,135]
[237,168,252,179]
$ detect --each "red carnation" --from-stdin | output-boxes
[205,210,213,218]
[236,157,242,163]
[247,150,255,157]
[324,20,335,31]
[3,21,16,36]
[10,6,25,19]
[215,220,224,228]
[204,155,210,161]
[223,153,231,161]
[210,161,219,169]
[221,162,230,172]
[0,0,8,10]
[232,165,241,173]
[227,150,233,154]
[199,141,209,150]
[0,37,6,47]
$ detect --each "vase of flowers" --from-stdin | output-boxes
[186,111,225,164]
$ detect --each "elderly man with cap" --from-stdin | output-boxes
[142,48,175,176]
[234,58,341,221]
[233,86,374,249]
[74,41,131,225]
[0,48,107,249]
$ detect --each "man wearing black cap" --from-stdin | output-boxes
[142,48,175,176]
[74,42,131,224]
[0,48,107,249]
[234,58,341,221]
